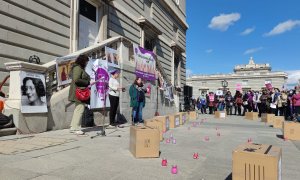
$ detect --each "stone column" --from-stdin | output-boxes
[4,62,48,134]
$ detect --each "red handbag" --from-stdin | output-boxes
[75,87,90,101]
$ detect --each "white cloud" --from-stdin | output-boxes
[265,20,300,36]
[206,49,213,53]
[244,47,263,55]
[208,13,241,31]
[286,70,300,85]
[240,27,255,35]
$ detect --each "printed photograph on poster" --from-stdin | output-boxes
[165,86,174,101]
[144,82,152,97]
[105,46,120,68]
[133,44,156,81]
[86,58,110,109]
[55,55,77,86]
[20,71,47,113]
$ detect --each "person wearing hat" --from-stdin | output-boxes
[108,69,124,127]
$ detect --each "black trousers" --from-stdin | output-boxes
[226,106,233,115]
[109,95,119,125]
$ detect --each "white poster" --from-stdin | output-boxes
[55,55,77,86]
[85,58,110,109]
[20,71,47,113]
[105,46,120,68]
[216,90,223,96]
[165,86,174,102]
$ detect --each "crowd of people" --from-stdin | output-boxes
[195,87,300,121]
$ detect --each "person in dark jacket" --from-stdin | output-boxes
[259,88,271,115]
[234,91,243,116]
[129,77,147,124]
[225,91,234,115]
[68,54,91,135]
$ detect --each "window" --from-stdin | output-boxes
[144,36,155,51]
[242,80,248,85]
[174,55,179,86]
[173,25,179,40]
[79,0,97,22]
[78,0,100,50]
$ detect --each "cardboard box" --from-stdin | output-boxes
[144,119,164,141]
[129,126,160,158]
[153,116,170,133]
[272,116,284,129]
[169,114,180,128]
[245,112,259,120]
[284,121,300,140]
[188,111,197,120]
[232,143,282,180]
[215,111,226,118]
[261,113,275,123]
[177,112,187,125]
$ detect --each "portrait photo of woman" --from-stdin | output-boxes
[20,72,47,113]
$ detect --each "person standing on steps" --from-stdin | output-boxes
[108,69,124,128]
[68,54,91,135]
[129,77,147,125]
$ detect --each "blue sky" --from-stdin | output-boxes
[186,0,300,83]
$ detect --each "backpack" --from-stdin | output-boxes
[81,107,94,127]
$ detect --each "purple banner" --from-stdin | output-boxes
[133,44,156,81]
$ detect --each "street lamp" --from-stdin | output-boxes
[221,80,228,94]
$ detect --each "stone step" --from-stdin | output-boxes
[0,128,17,137]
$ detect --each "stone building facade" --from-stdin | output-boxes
[187,58,288,98]
[0,0,188,126]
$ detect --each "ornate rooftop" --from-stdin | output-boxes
[234,57,271,73]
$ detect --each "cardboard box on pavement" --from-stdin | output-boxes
[215,111,226,119]
[169,114,180,128]
[144,119,164,141]
[177,112,187,125]
[129,126,160,158]
[245,112,259,120]
[153,116,170,133]
[284,121,300,140]
[232,143,282,180]
[261,113,275,123]
[272,116,284,129]
[188,111,197,120]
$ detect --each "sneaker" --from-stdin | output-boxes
[106,125,116,129]
[75,130,85,135]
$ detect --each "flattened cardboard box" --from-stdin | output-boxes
[144,119,164,141]
[215,111,226,118]
[177,112,187,125]
[129,126,160,158]
[245,112,259,120]
[189,111,197,120]
[153,116,170,133]
[272,116,284,129]
[169,114,180,128]
[284,121,300,140]
[261,113,275,123]
[232,143,282,180]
